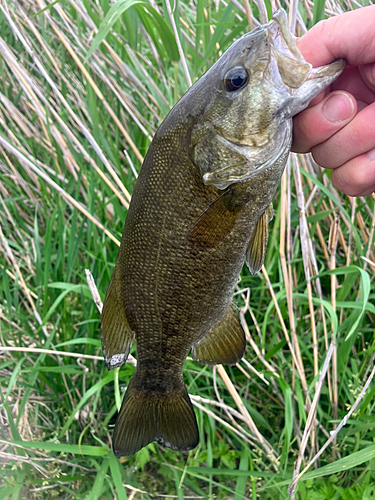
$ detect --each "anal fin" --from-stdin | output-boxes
[246,203,273,275]
[101,266,134,370]
[192,306,246,366]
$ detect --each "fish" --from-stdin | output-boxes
[101,8,345,457]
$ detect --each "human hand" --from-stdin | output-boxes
[292,6,375,196]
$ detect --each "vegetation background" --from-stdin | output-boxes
[0,0,374,498]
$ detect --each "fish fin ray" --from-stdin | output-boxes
[101,267,134,370]
[246,203,273,275]
[187,193,240,249]
[192,306,246,366]
[113,378,198,457]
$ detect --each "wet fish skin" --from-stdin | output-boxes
[101,9,345,457]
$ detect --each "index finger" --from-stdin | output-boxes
[296,6,375,67]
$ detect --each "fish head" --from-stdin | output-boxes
[189,9,345,189]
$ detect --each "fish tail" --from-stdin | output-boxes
[112,376,199,457]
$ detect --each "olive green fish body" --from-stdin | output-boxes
[121,127,287,367]
[101,9,345,457]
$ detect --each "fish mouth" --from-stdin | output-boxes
[266,9,345,91]
[267,9,312,89]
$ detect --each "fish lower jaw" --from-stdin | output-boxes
[307,59,346,80]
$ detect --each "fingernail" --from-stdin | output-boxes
[323,92,354,123]
[368,148,375,161]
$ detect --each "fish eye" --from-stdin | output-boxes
[224,67,248,92]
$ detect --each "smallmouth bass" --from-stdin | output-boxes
[102,9,345,457]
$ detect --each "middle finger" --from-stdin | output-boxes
[312,102,375,168]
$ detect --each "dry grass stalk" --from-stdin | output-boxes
[238,289,279,377]
[1,2,130,208]
[288,343,335,499]
[292,154,318,382]
[289,362,375,495]
[328,214,339,449]
[242,0,254,30]
[191,398,265,452]
[256,0,268,24]
[0,135,121,246]
[165,0,192,88]
[279,164,307,399]
[288,0,298,33]
[216,364,278,465]
[262,266,298,367]
[0,345,102,362]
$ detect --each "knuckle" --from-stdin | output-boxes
[314,19,330,38]
[330,168,347,192]
[311,144,336,168]
[332,160,373,196]
[346,122,364,151]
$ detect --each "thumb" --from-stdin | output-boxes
[292,91,357,153]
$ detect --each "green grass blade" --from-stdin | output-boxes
[234,446,249,500]
[275,444,375,487]
[86,0,179,62]
[108,454,128,500]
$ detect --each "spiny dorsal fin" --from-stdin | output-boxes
[187,192,241,249]
[246,203,273,275]
[101,266,134,370]
[192,306,246,366]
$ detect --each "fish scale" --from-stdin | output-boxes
[101,9,346,456]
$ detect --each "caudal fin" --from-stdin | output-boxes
[112,378,199,457]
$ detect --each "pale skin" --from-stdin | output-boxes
[293,5,375,196]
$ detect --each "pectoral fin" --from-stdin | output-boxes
[101,266,134,370]
[192,306,246,366]
[187,192,241,249]
[246,203,273,275]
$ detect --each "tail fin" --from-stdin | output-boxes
[112,377,199,457]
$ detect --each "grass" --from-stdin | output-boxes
[0,0,375,498]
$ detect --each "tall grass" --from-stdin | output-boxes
[0,0,374,498]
